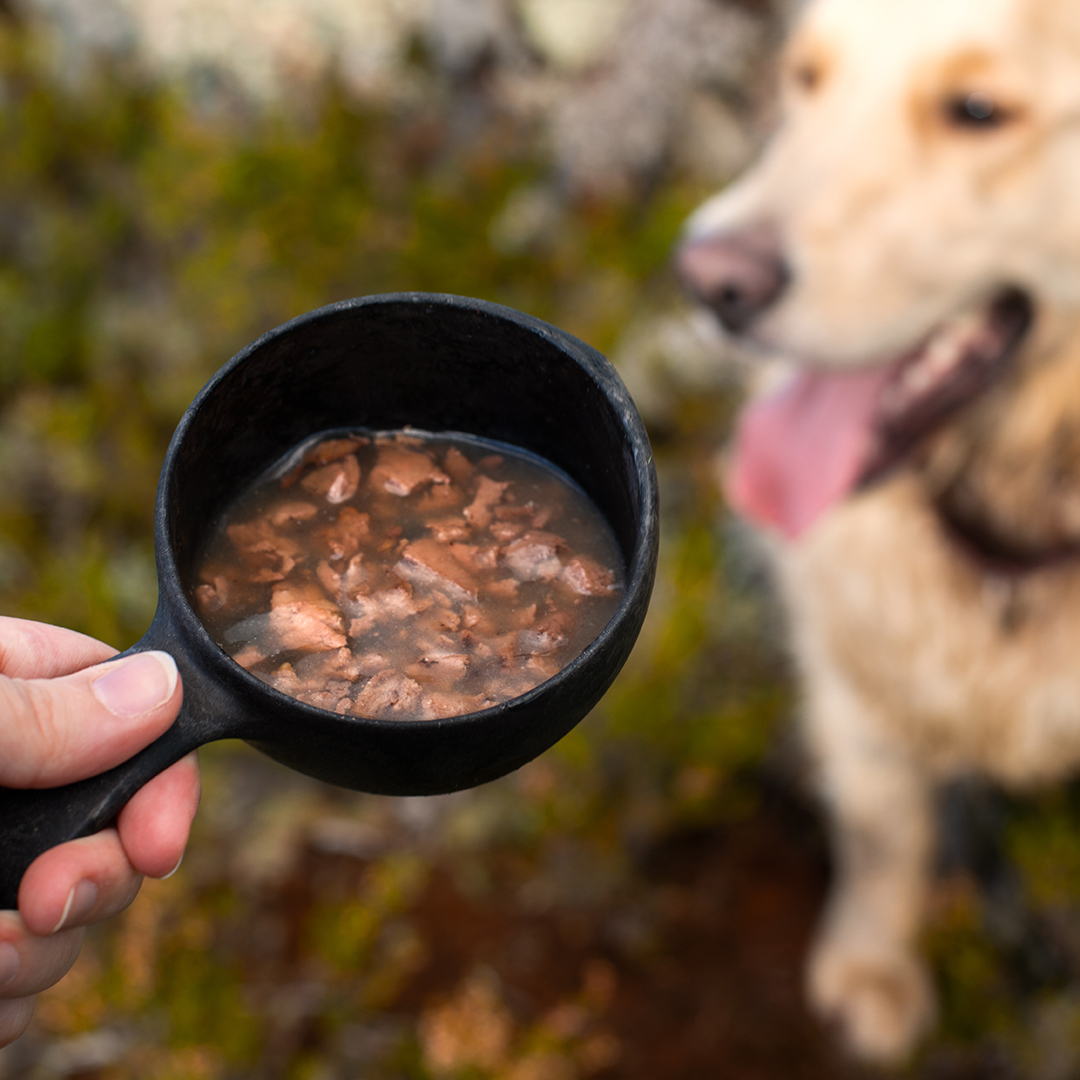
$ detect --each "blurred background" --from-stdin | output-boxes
[0,1,1078,1076]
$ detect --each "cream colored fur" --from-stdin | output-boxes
[684,0,1080,1063]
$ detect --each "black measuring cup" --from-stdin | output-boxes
[0,293,658,908]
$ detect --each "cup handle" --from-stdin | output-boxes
[0,614,219,909]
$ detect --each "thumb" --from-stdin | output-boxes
[0,651,182,789]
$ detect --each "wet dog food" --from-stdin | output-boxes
[192,430,624,720]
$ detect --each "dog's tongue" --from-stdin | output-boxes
[726,366,893,539]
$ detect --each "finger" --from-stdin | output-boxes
[0,617,116,679]
[17,830,143,938]
[0,650,182,788]
[0,997,36,1048]
[0,911,83,998]
[117,752,201,878]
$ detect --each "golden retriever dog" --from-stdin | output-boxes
[677,0,1080,1064]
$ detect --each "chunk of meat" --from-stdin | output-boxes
[422,691,492,719]
[428,517,472,543]
[525,654,560,680]
[268,582,347,652]
[227,517,303,582]
[418,606,461,633]
[195,575,230,614]
[370,446,450,496]
[231,643,266,670]
[281,436,368,487]
[517,611,574,655]
[464,475,509,529]
[407,652,470,688]
[305,436,367,466]
[489,521,524,543]
[395,539,479,602]
[348,585,428,637]
[294,647,363,684]
[316,559,341,597]
[315,506,370,560]
[441,447,475,485]
[502,531,566,582]
[302,454,361,503]
[264,662,302,696]
[559,555,616,597]
[449,542,498,571]
[269,501,319,527]
[340,553,367,599]
[512,603,538,629]
[352,669,423,718]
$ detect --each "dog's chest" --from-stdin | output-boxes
[776,474,1080,786]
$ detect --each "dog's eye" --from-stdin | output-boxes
[944,92,1012,129]
[792,62,821,92]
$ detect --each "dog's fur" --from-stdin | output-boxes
[678,0,1080,1063]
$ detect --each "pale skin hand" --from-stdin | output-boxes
[0,617,201,1048]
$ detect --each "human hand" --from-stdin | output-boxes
[0,617,200,1047]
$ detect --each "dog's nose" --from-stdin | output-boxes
[677,226,789,333]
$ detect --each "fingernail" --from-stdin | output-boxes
[162,854,183,880]
[0,942,19,989]
[51,880,98,934]
[91,652,178,717]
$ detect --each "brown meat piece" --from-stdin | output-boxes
[294,647,363,684]
[489,520,524,543]
[348,584,428,637]
[315,506,370,560]
[352,669,423,717]
[422,691,492,719]
[316,560,341,597]
[442,447,475,485]
[269,501,319,526]
[449,542,498,571]
[464,475,509,529]
[502,531,566,582]
[340,553,367,599]
[227,517,304,582]
[407,652,470,688]
[196,576,229,614]
[560,555,616,597]
[394,539,479,602]
[268,582,347,652]
[264,662,302,696]
[195,563,267,618]
[517,611,574,655]
[512,603,538,629]
[525,654,560,680]
[302,454,361,504]
[231,643,266,670]
[418,606,461,633]
[370,446,450,496]
[305,436,367,466]
[493,503,534,522]
[280,436,368,487]
[416,483,465,514]
[299,689,353,713]
[427,517,472,543]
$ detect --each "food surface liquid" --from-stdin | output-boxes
[192,429,624,720]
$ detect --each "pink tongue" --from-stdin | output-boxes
[725,366,893,539]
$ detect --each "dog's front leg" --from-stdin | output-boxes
[803,668,937,1063]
